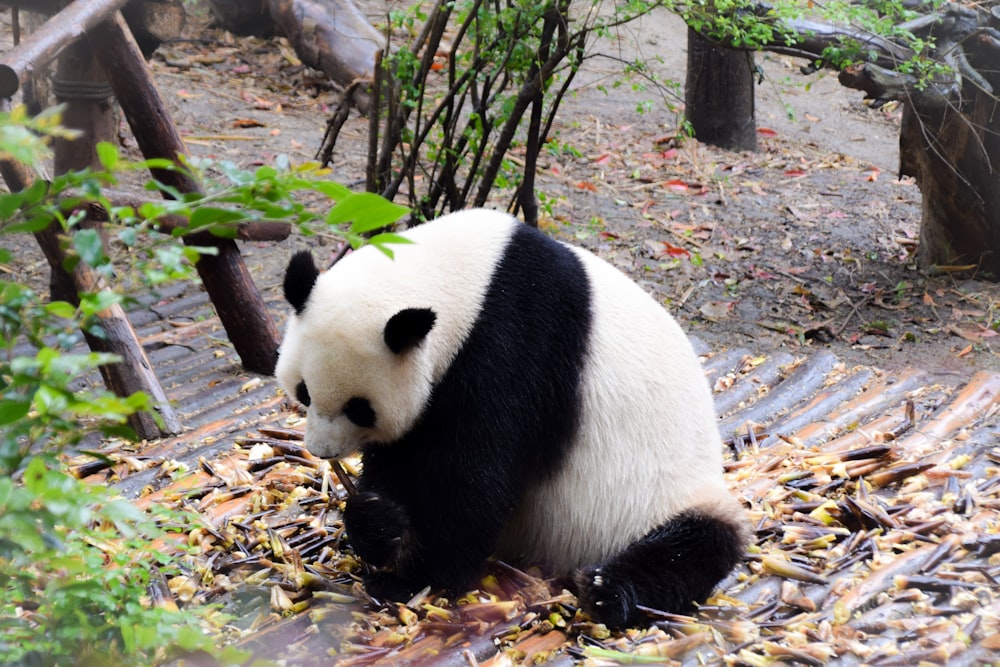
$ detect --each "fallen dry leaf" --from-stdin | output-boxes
[700,300,736,319]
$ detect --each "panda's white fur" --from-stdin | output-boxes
[276,208,746,628]
[498,238,732,569]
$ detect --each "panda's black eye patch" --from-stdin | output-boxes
[295,381,311,407]
[343,397,376,428]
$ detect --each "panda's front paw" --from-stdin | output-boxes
[574,565,640,630]
[361,570,422,604]
[344,491,412,568]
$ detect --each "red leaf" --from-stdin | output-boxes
[757,127,778,136]
[662,179,689,192]
[784,169,807,178]
[594,153,612,165]
[749,265,777,279]
[576,181,598,191]
[650,241,690,259]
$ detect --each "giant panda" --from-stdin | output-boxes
[275,208,747,628]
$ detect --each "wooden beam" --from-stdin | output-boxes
[88,13,282,375]
[0,0,65,14]
[0,0,132,98]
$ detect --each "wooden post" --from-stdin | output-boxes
[45,35,182,438]
[87,12,282,375]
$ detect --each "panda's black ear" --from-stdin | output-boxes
[384,308,436,354]
[284,250,319,315]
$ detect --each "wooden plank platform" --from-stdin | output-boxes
[68,282,1000,666]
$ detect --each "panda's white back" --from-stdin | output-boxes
[495,239,730,570]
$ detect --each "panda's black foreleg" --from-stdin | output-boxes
[343,491,432,602]
[344,487,508,602]
[574,509,746,629]
[343,491,414,569]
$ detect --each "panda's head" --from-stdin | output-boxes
[275,250,438,460]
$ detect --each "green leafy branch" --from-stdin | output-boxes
[0,105,407,664]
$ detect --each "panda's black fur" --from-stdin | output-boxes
[277,209,747,628]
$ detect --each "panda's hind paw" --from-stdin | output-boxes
[574,565,638,630]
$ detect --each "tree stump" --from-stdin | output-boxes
[684,28,757,152]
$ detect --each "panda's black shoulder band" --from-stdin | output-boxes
[284,250,319,315]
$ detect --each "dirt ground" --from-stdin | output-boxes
[5,1,1000,375]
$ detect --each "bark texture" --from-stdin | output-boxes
[684,27,757,151]
[899,93,1000,274]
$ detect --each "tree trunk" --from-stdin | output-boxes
[900,97,1000,276]
[684,27,757,151]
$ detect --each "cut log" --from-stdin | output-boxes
[68,189,292,242]
[121,0,187,58]
[47,36,182,438]
[208,0,382,112]
[206,0,276,37]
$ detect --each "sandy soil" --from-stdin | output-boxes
[3,1,998,376]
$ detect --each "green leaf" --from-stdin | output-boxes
[96,142,119,171]
[0,475,12,507]
[0,400,31,425]
[79,290,122,317]
[136,157,179,171]
[208,224,238,239]
[367,232,414,258]
[117,226,138,246]
[101,499,144,534]
[309,181,353,201]
[0,192,25,220]
[44,301,77,319]
[326,192,409,233]
[72,228,106,267]
[4,215,54,234]
[189,206,246,229]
